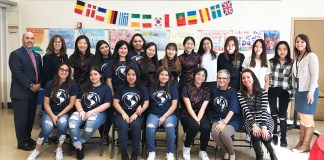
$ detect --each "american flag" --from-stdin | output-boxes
[222,0,233,16]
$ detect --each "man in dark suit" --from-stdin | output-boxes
[9,32,42,151]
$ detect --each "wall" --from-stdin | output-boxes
[3,0,324,104]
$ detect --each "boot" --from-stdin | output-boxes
[252,140,263,160]
[292,125,305,149]
[130,150,139,160]
[294,127,314,153]
[121,150,129,160]
[279,119,288,147]
[272,116,278,145]
[264,142,278,160]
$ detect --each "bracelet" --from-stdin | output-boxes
[261,126,267,130]
[221,120,227,125]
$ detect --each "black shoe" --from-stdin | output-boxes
[28,138,36,146]
[280,137,287,147]
[130,150,139,160]
[17,143,35,151]
[272,135,278,145]
[76,145,85,160]
[121,151,129,160]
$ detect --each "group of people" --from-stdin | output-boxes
[8,31,319,160]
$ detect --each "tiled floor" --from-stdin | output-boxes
[1,109,323,160]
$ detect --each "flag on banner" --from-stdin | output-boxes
[176,12,186,26]
[199,8,211,23]
[74,0,85,15]
[142,14,152,28]
[222,0,233,16]
[107,10,118,24]
[131,14,140,27]
[118,12,129,26]
[154,16,163,28]
[164,14,170,28]
[95,7,107,22]
[210,4,222,19]
[86,4,96,18]
[187,10,197,25]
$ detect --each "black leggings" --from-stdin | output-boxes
[268,87,289,118]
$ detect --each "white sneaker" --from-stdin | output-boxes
[199,150,209,160]
[183,145,191,160]
[27,149,40,160]
[55,147,63,160]
[166,152,174,160]
[147,152,156,160]
[183,132,186,142]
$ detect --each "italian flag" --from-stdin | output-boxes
[142,14,152,28]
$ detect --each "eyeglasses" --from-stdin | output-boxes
[59,68,69,73]
[217,77,228,80]
[54,41,62,44]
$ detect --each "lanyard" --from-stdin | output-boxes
[295,52,307,77]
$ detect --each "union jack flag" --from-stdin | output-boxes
[222,0,233,16]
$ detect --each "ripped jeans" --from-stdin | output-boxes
[37,111,69,146]
[146,114,177,153]
[68,111,106,148]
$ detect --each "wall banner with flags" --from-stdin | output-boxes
[74,0,234,28]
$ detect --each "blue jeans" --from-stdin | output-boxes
[114,113,143,153]
[146,114,177,153]
[68,111,106,147]
[37,112,69,146]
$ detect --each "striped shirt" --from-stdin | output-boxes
[237,90,274,133]
[269,61,294,98]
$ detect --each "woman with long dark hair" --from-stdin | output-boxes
[292,34,319,153]
[68,35,95,86]
[146,66,179,160]
[113,66,149,160]
[137,42,159,87]
[238,69,277,160]
[28,63,77,160]
[68,66,112,160]
[129,33,147,62]
[268,41,293,147]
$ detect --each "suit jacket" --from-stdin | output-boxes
[9,46,42,99]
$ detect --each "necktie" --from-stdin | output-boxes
[29,50,38,83]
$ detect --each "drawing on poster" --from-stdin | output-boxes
[264,30,280,54]
[170,30,201,51]
[140,30,167,51]
[26,28,45,54]
[79,29,105,49]
[201,30,233,52]
[233,30,264,51]
[109,30,135,50]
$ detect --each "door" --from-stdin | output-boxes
[292,18,324,120]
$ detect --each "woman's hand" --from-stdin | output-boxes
[79,111,86,121]
[307,93,314,104]
[261,128,270,140]
[85,111,94,119]
[51,115,58,126]
[136,106,142,116]
[215,123,226,132]
[158,116,166,127]
[129,113,138,123]
[122,113,130,123]
[252,125,261,137]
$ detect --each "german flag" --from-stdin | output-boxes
[74,0,85,15]
[107,10,118,24]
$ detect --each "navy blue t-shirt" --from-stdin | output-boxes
[103,60,140,92]
[211,87,243,131]
[44,80,78,115]
[78,84,112,112]
[100,58,110,72]
[129,49,144,62]
[149,85,179,116]
[114,86,149,116]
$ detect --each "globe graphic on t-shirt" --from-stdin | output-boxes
[152,91,170,104]
[116,66,126,80]
[122,92,139,108]
[51,89,68,105]
[83,92,100,109]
